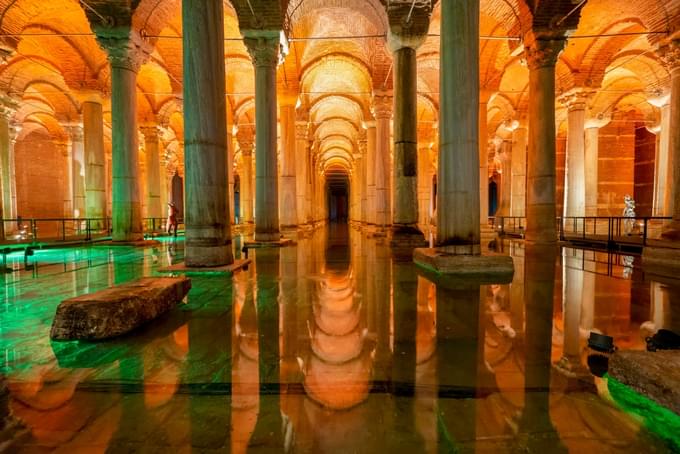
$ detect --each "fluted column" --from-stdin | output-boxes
[510,125,527,217]
[295,118,309,226]
[372,91,392,232]
[82,98,106,223]
[658,41,680,238]
[524,36,565,244]
[437,0,480,252]
[182,0,233,265]
[96,29,149,241]
[388,33,425,242]
[140,125,162,219]
[244,33,281,241]
[279,100,297,228]
[560,89,593,218]
[365,119,377,225]
[238,136,255,224]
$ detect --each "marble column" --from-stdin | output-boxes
[67,125,86,218]
[560,89,593,218]
[365,120,377,226]
[0,102,17,229]
[227,110,235,225]
[96,29,148,241]
[524,36,565,244]
[140,125,162,219]
[295,119,309,226]
[244,33,281,241]
[239,138,255,224]
[359,135,368,224]
[480,91,492,225]
[584,116,609,217]
[56,139,73,218]
[82,99,106,223]
[388,33,425,243]
[648,95,671,216]
[496,139,512,217]
[372,91,392,232]
[279,101,297,229]
[510,125,527,217]
[659,41,680,237]
[417,145,431,228]
[436,0,480,253]
[182,0,232,265]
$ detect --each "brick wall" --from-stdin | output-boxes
[597,118,635,216]
[15,130,66,220]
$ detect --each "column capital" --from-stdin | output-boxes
[364,119,376,129]
[371,91,393,119]
[386,30,426,53]
[524,36,566,70]
[0,93,18,120]
[243,31,281,68]
[65,124,84,142]
[657,40,680,75]
[295,121,309,141]
[558,88,596,112]
[9,122,21,143]
[55,139,70,156]
[140,125,162,142]
[96,28,151,73]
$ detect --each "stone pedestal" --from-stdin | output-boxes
[245,32,281,242]
[182,0,233,266]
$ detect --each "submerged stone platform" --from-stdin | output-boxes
[50,276,192,341]
[609,350,680,415]
[413,247,514,279]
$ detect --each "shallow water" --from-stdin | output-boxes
[0,223,677,452]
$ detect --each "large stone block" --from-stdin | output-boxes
[50,277,191,340]
[413,247,514,281]
[609,350,680,415]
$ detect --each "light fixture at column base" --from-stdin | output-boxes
[413,247,514,279]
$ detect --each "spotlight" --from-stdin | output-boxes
[587,332,616,353]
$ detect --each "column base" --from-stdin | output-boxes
[413,246,514,279]
[389,224,428,248]
[244,238,293,249]
[185,243,233,267]
[254,230,282,242]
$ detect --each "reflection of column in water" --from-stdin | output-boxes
[434,276,483,448]
[249,248,284,449]
[279,245,299,450]
[232,269,258,454]
[510,242,525,334]
[373,240,392,381]
[516,244,565,451]
[648,282,670,332]
[558,249,585,374]
[415,276,437,453]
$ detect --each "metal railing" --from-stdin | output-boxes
[0,217,177,245]
[496,215,673,248]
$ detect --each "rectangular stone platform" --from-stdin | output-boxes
[50,276,191,341]
[609,350,680,415]
[413,247,514,280]
[244,238,294,248]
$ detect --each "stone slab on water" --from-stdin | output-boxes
[50,277,191,341]
[609,350,680,415]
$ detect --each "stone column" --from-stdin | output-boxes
[372,91,392,232]
[388,33,426,243]
[295,119,309,226]
[227,110,235,225]
[239,137,255,224]
[480,91,492,225]
[510,125,527,217]
[359,135,368,224]
[365,119,377,226]
[659,42,680,237]
[436,0,480,253]
[82,98,106,223]
[0,102,16,228]
[67,125,86,218]
[140,125,162,219]
[648,95,671,216]
[524,36,565,244]
[495,139,512,217]
[6,122,19,221]
[584,116,609,216]
[182,0,232,265]
[56,139,73,218]
[96,29,149,241]
[560,89,593,218]
[244,33,281,241]
[279,100,297,229]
